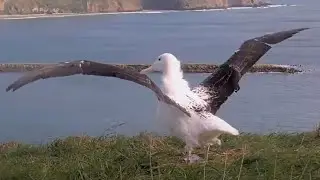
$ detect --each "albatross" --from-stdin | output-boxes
[6,28,308,163]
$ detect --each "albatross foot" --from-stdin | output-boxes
[184,154,202,164]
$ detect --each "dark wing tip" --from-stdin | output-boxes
[255,27,310,45]
[5,60,84,92]
[6,75,37,92]
[6,80,22,92]
[5,86,12,92]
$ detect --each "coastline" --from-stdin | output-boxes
[0,4,293,20]
[0,12,143,20]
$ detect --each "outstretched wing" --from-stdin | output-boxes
[192,28,309,114]
[6,60,191,117]
[6,62,82,92]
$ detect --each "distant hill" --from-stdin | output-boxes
[1,0,270,15]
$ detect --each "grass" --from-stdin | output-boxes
[0,131,320,180]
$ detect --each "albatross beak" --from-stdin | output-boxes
[140,66,154,74]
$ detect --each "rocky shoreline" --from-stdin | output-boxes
[0,0,270,15]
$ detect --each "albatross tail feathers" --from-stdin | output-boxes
[227,126,239,136]
[220,123,239,136]
[207,116,240,136]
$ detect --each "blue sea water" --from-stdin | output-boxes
[0,0,319,143]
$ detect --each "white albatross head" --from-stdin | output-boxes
[140,53,181,74]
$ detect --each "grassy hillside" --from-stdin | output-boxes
[0,131,320,179]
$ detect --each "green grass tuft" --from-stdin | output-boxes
[0,132,320,179]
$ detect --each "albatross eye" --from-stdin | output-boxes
[158,58,161,61]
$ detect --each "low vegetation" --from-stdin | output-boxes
[0,130,320,179]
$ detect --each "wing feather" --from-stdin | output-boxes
[193,28,309,114]
[6,60,191,117]
[6,61,83,92]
